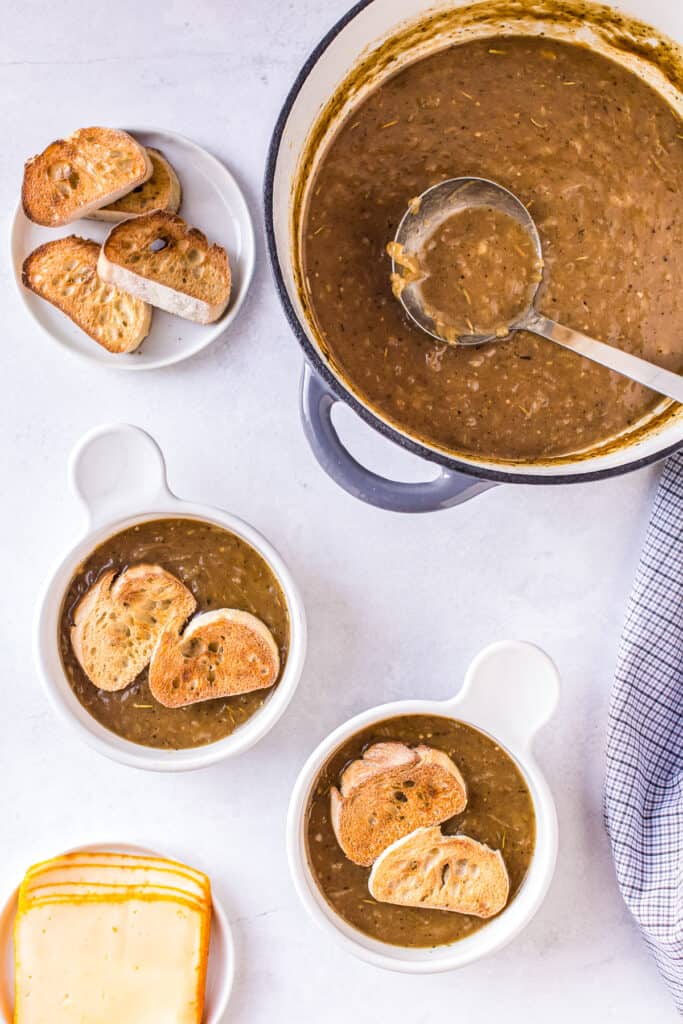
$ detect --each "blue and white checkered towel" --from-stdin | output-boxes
[605,452,683,1011]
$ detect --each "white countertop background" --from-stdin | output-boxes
[0,1,677,1020]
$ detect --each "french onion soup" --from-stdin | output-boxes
[390,203,543,343]
[305,715,535,948]
[302,36,683,462]
[59,517,290,749]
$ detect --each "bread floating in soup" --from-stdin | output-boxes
[369,827,510,919]
[330,741,467,866]
[148,608,280,708]
[305,715,535,947]
[60,518,289,749]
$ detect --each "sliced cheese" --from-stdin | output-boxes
[27,851,208,883]
[24,862,208,901]
[22,883,205,913]
[14,895,210,1024]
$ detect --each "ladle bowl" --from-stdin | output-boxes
[392,176,683,403]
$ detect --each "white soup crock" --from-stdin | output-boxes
[34,423,307,772]
[287,640,559,972]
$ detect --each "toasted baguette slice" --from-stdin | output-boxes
[368,826,509,918]
[22,127,152,226]
[97,211,231,323]
[330,743,467,867]
[22,237,152,353]
[149,609,280,708]
[90,148,182,222]
[70,564,196,692]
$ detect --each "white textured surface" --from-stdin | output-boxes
[0,1,678,1020]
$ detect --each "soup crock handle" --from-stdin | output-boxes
[300,365,495,512]
[69,423,174,528]
[451,641,561,754]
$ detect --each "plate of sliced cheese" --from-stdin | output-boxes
[11,126,255,369]
[0,843,234,1023]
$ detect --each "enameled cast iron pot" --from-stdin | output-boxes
[265,0,683,512]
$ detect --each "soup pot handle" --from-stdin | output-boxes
[301,365,495,512]
[451,641,561,753]
[69,423,173,527]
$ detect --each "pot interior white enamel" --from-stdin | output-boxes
[266,0,683,486]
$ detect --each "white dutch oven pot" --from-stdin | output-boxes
[265,0,683,511]
[287,640,560,972]
[34,424,307,772]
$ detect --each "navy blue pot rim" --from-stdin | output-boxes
[262,0,682,486]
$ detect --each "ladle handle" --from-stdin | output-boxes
[526,311,683,404]
[300,364,495,512]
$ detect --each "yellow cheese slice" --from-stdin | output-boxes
[14,895,210,1024]
[26,852,209,892]
[20,884,206,915]
[23,862,208,902]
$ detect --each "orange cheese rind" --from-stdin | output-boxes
[25,851,210,892]
[19,885,208,916]
[24,862,209,901]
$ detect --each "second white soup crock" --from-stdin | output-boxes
[287,640,560,973]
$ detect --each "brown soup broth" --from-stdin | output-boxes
[59,518,290,750]
[302,37,683,461]
[305,715,536,948]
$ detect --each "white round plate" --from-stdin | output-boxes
[11,126,255,369]
[0,842,234,1023]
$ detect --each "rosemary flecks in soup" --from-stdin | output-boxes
[59,518,290,749]
[302,37,683,461]
[305,715,535,948]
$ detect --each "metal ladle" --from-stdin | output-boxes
[391,177,683,404]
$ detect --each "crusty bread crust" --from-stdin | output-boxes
[90,148,182,223]
[22,236,152,353]
[330,742,467,867]
[70,564,196,692]
[368,826,510,918]
[22,127,152,226]
[97,211,231,323]
[148,609,280,708]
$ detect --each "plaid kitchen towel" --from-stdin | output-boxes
[605,451,683,1012]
